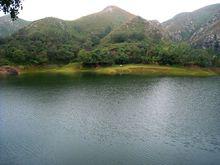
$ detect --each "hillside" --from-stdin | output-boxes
[0,15,31,38]
[190,14,220,52]
[163,3,220,42]
[13,17,83,44]
[72,6,135,35]
[2,17,84,64]
[102,16,169,44]
[0,6,136,64]
[70,6,135,48]
[3,6,135,43]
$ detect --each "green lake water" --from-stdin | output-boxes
[0,74,220,165]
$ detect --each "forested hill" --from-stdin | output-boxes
[0,5,219,67]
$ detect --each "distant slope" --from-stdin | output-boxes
[13,17,82,44]
[163,3,220,42]
[190,14,220,52]
[102,16,169,44]
[0,15,31,38]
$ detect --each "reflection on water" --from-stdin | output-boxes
[0,74,220,165]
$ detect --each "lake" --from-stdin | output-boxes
[0,74,220,165]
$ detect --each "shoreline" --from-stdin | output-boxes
[1,64,220,77]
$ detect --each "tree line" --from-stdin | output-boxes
[1,40,219,67]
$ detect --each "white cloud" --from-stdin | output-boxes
[1,0,220,22]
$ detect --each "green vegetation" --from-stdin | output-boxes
[19,63,220,77]
[78,42,220,67]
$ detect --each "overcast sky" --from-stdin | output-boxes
[1,0,220,22]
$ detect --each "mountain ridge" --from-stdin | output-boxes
[162,3,220,42]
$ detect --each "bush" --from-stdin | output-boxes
[78,48,114,66]
[111,33,128,43]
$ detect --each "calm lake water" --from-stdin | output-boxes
[0,74,220,165]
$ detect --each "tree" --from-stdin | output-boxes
[78,49,92,66]
[0,0,23,19]
[5,47,27,64]
[47,46,75,64]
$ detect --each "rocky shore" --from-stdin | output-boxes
[0,66,19,75]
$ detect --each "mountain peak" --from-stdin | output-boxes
[102,5,121,13]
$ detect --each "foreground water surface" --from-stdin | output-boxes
[0,74,220,165]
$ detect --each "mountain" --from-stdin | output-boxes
[163,3,220,42]
[70,5,135,48]
[10,6,135,43]
[13,17,82,45]
[190,14,220,52]
[0,15,31,38]
[102,16,169,43]
[72,6,135,36]
[0,6,136,64]
[4,17,84,64]
[0,5,219,67]
[5,5,135,41]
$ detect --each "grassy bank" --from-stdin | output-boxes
[18,63,220,77]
